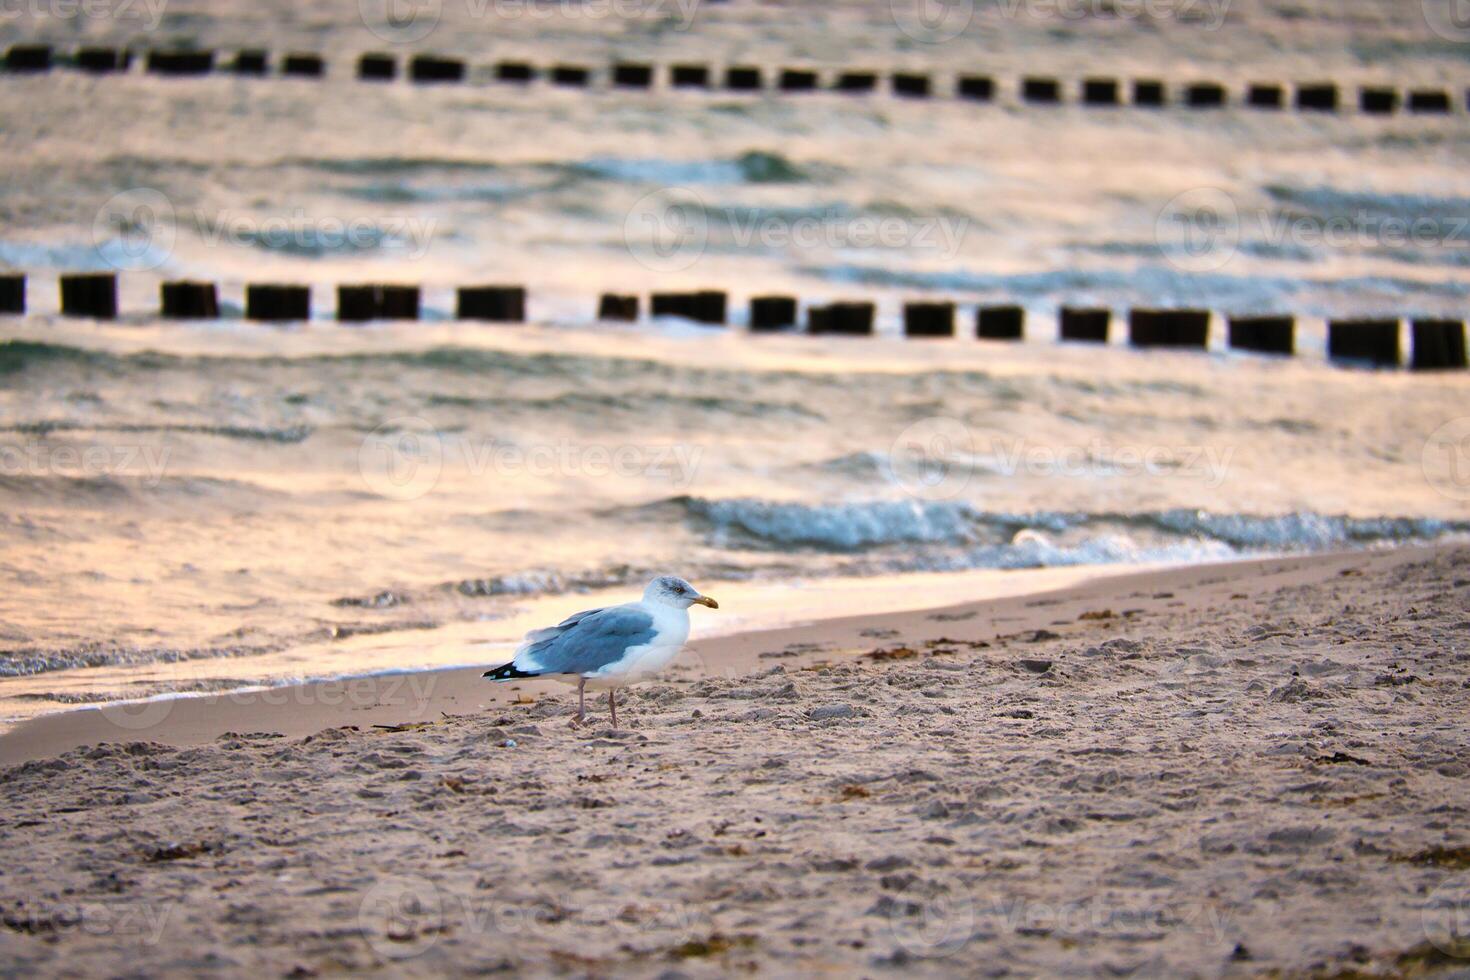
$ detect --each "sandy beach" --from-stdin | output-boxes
[2,543,1467,977]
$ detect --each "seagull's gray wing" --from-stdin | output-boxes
[513,604,658,676]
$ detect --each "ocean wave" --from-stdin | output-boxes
[670,496,1469,554]
[0,420,312,443]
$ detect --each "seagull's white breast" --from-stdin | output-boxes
[583,600,690,689]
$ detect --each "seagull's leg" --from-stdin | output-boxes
[570,677,586,728]
[608,690,618,730]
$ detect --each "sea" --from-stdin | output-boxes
[1,0,1468,725]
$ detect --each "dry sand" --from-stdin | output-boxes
[2,545,1469,977]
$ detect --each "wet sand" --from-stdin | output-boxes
[1,543,1468,976]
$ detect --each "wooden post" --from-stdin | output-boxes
[359,53,396,81]
[147,51,214,75]
[246,284,311,322]
[903,302,955,337]
[283,53,325,77]
[1128,309,1209,348]
[750,296,797,331]
[59,274,118,319]
[1327,319,1400,367]
[1083,78,1119,106]
[613,64,652,88]
[977,305,1024,340]
[1059,308,1109,343]
[1227,315,1294,356]
[808,302,874,335]
[77,48,131,73]
[1247,83,1283,109]
[958,76,993,101]
[670,64,710,88]
[598,294,639,321]
[457,286,525,322]
[1410,320,1467,371]
[1133,79,1166,106]
[725,66,762,90]
[0,274,24,314]
[411,56,464,83]
[1023,77,1061,103]
[892,73,930,98]
[161,281,220,319]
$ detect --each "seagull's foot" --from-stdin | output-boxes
[568,712,587,729]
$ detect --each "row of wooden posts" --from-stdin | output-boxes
[3,273,1466,371]
[3,43,1466,116]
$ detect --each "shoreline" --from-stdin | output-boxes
[0,543,1440,767]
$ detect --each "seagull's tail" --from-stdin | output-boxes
[483,662,540,681]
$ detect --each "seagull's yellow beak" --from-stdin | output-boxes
[693,595,719,609]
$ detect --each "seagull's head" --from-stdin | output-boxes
[645,575,718,610]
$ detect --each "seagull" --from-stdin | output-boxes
[483,575,718,729]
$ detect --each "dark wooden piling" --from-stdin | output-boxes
[651,291,726,325]
[613,63,652,88]
[1128,309,1209,348]
[160,281,220,320]
[0,275,24,315]
[411,55,464,83]
[1023,77,1060,103]
[725,66,762,90]
[1360,87,1398,114]
[497,62,535,83]
[598,294,639,321]
[904,302,955,338]
[892,73,930,98]
[551,65,590,87]
[339,284,420,321]
[77,48,131,74]
[1327,318,1400,367]
[977,305,1024,341]
[670,64,709,88]
[246,284,311,322]
[1410,320,1467,371]
[1296,83,1338,112]
[1059,307,1110,343]
[358,53,395,80]
[1227,315,1294,356]
[1083,78,1119,106]
[59,274,118,319]
[834,71,876,94]
[1409,89,1451,113]
[750,296,797,331]
[457,285,526,322]
[779,69,818,92]
[232,50,268,75]
[808,302,874,336]
[958,75,993,101]
[5,45,52,73]
[147,50,214,75]
[1186,83,1226,108]
[1247,83,1283,109]
[1133,79,1166,106]
[283,53,324,77]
